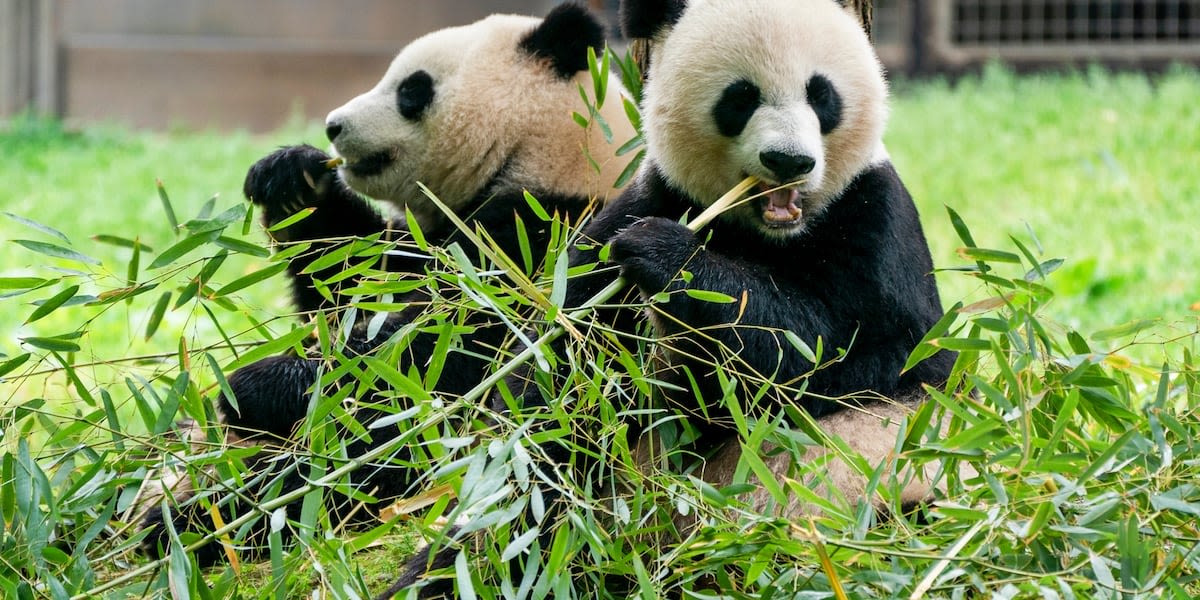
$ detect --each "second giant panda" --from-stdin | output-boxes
[139,2,636,567]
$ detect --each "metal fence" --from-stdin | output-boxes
[950,0,1198,43]
[928,0,1200,66]
[849,0,1200,72]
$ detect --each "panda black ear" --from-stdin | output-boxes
[832,0,874,37]
[520,2,605,79]
[619,0,686,39]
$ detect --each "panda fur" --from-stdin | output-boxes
[138,2,635,567]
[386,0,955,596]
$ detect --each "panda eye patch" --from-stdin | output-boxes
[397,70,435,120]
[806,74,843,135]
[713,79,761,138]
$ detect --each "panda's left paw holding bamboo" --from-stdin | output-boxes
[609,216,698,293]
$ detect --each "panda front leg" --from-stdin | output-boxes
[215,353,321,440]
[607,216,910,418]
[243,144,392,314]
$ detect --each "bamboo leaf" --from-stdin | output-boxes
[13,239,101,265]
[903,301,962,373]
[613,149,645,190]
[0,277,49,290]
[4,212,71,243]
[364,357,432,404]
[1149,491,1200,517]
[588,46,605,108]
[0,353,32,378]
[157,178,180,233]
[266,207,316,232]
[184,203,244,234]
[1078,429,1137,485]
[522,190,551,222]
[945,205,976,247]
[684,289,737,304]
[25,285,80,324]
[242,199,256,235]
[147,230,221,270]
[956,247,1022,263]
[145,292,172,340]
[214,236,271,258]
[929,337,993,352]
[22,335,81,353]
[229,325,312,369]
[127,238,142,291]
[196,195,216,220]
[501,527,540,562]
[621,95,642,131]
[90,234,153,252]
[615,135,643,157]
[455,550,477,600]
[212,262,288,298]
[738,441,786,505]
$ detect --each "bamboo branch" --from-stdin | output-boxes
[86,177,760,598]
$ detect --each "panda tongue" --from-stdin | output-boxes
[763,186,802,223]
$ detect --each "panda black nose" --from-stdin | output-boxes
[325,122,343,143]
[760,150,815,181]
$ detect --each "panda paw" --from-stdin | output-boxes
[243,144,338,227]
[609,216,699,293]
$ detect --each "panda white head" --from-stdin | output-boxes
[324,3,633,231]
[624,0,889,240]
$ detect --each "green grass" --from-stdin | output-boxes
[888,64,1200,334]
[1,118,327,406]
[3,66,1197,365]
[1,66,1199,599]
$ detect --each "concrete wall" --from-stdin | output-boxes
[8,0,559,130]
[0,0,56,118]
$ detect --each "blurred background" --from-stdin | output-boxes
[3,0,1198,131]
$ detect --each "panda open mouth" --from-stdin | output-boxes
[344,152,394,177]
[755,181,803,227]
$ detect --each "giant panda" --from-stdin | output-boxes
[383,0,956,596]
[610,0,958,519]
[138,2,636,567]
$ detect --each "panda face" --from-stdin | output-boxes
[322,9,634,231]
[323,19,487,218]
[643,0,888,240]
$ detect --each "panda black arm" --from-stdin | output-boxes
[608,216,874,416]
[435,187,611,280]
[607,164,950,415]
[244,145,392,314]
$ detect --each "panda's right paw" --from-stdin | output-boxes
[243,144,337,228]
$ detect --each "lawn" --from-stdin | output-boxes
[1,66,1199,599]
[4,66,1197,363]
[1,117,320,362]
[889,65,1200,337]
